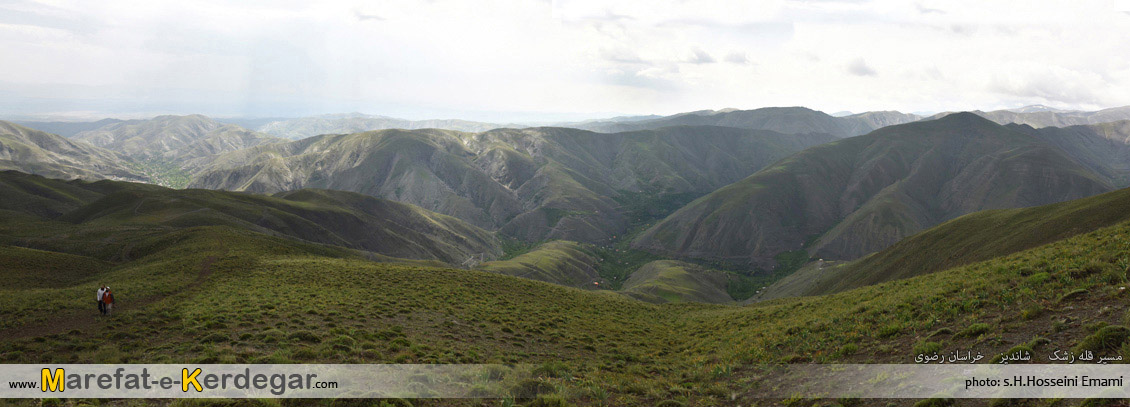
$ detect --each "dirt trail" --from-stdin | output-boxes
[0,248,228,340]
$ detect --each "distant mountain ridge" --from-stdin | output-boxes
[71,114,282,170]
[930,106,1130,128]
[571,107,913,137]
[256,113,513,140]
[0,121,147,183]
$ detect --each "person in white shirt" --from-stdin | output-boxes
[97,285,106,315]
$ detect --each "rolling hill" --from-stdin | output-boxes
[0,121,148,183]
[633,113,1114,267]
[0,171,498,265]
[619,260,738,304]
[476,240,603,288]
[189,125,835,243]
[756,183,1130,300]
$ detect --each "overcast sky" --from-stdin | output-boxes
[1,0,1128,121]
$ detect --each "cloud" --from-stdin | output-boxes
[354,10,385,22]
[916,4,945,14]
[724,52,750,64]
[846,58,877,77]
[686,47,716,64]
[0,0,1127,119]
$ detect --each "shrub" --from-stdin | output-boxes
[876,324,900,339]
[955,323,991,339]
[913,341,942,356]
[1073,326,1130,354]
[532,361,570,378]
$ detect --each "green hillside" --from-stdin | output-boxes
[619,260,739,304]
[476,240,603,288]
[190,125,834,244]
[633,113,1114,267]
[758,184,1130,300]
[4,171,1130,405]
[0,171,498,265]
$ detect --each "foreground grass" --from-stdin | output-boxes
[4,217,1130,406]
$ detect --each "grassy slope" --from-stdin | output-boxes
[4,202,1130,405]
[0,171,499,266]
[619,260,735,304]
[476,240,602,288]
[759,184,1130,300]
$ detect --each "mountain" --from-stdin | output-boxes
[71,114,282,170]
[571,107,921,137]
[930,105,1130,128]
[757,183,1130,300]
[633,113,1113,267]
[841,111,922,135]
[0,171,498,265]
[12,118,125,138]
[189,125,835,243]
[256,113,510,140]
[0,121,147,183]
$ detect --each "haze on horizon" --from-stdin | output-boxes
[1,0,1128,122]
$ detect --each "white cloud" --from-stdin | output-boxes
[0,0,1127,120]
[846,58,877,77]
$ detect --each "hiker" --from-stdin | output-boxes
[96,285,106,315]
[103,286,115,316]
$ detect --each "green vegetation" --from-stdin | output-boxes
[4,168,1130,405]
[476,241,601,288]
[761,183,1130,299]
[125,159,192,188]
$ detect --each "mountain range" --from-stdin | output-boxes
[188,125,835,242]
[632,113,1117,267]
[254,113,512,140]
[7,105,1130,302]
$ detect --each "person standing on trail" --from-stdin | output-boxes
[103,286,115,316]
[96,285,106,315]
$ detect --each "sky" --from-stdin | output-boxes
[0,0,1128,122]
